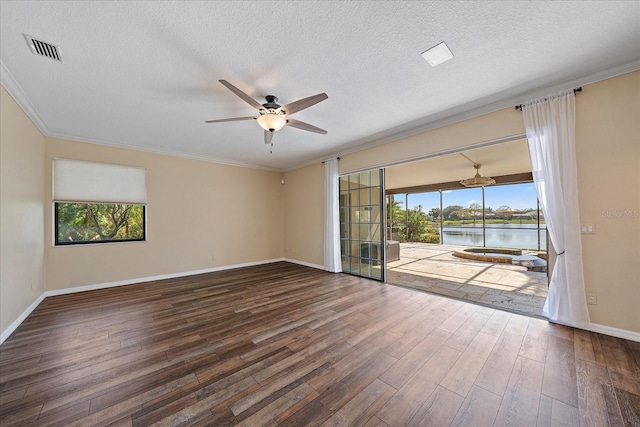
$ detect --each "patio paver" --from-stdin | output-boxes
[386,243,548,317]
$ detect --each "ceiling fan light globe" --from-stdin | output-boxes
[257,114,286,132]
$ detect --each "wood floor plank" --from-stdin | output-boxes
[537,394,553,426]
[320,379,394,427]
[229,343,340,416]
[131,392,199,427]
[378,328,451,390]
[440,331,499,397]
[382,323,434,359]
[474,331,524,396]
[493,356,545,427]
[276,395,333,427]
[590,332,607,366]
[542,335,578,407]
[437,303,479,333]
[504,313,530,336]
[576,359,624,427]
[31,401,91,427]
[479,309,511,337]
[609,366,640,396]
[519,318,550,363]
[407,386,464,427]
[376,345,461,426]
[306,343,380,394]
[235,382,318,427]
[318,352,397,412]
[442,311,491,352]
[598,334,640,377]
[614,387,640,427]
[449,385,501,427]
[0,403,43,427]
[550,399,580,427]
[0,262,637,426]
[574,328,596,363]
[252,327,354,385]
[537,395,580,427]
[362,415,390,427]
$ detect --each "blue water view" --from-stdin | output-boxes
[441,223,546,250]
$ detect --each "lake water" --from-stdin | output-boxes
[441,224,547,250]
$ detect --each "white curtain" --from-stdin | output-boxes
[324,158,342,272]
[522,90,590,326]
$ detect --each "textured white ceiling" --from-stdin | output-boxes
[1,1,639,171]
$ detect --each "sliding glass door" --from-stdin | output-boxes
[339,169,385,281]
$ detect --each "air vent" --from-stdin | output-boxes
[24,34,63,62]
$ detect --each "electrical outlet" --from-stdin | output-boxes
[587,293,597,305]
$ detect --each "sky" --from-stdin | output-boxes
[399,182,539,211]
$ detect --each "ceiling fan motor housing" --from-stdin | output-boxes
[263,95,281,110]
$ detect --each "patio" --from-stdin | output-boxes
[386,243,548,317]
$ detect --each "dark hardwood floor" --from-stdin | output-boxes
[0,262,638,426]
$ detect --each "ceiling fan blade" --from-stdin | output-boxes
[286,118,328,134]
[205,116,256,123]
[264,130,274,145]
[281,93,328,115]
[219,80,264,110]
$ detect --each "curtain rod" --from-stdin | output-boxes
[515,87,582,111]
[322,157,340,164]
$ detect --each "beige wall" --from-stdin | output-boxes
[284,71,640,334]
[575,71,639,333]
[44,138,285,291]
[283,163,324,267]
[338,108,526,175]
[2,71,638,337]
[0,87,46,334]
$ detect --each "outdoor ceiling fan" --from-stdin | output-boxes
[460,164,496,188]
[206,80,328,147]
[458,153,496,187]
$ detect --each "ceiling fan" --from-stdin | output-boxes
[458,153,496,187]
[206,80,328,147]
[460,164,496,188]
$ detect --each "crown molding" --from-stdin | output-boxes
[4,58,639,175]
[44,130,282,172]
[0,60,51,135]
[1,59,280,173]
[283,60,640,173]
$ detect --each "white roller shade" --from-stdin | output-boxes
[53,159,146,204]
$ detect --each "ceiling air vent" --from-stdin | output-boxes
[24,34,63,62]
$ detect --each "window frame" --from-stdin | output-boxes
[54,202,147,246]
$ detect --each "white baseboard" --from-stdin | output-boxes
[284,258,325,270]
[44,258,286,297]
[0,258,285,344]
[0,293,46,345]
[583,322,640,343]
[546,318,640,343]
[4,260,638,345]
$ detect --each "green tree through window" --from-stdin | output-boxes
[55,203,145,245]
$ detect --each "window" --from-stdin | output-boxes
[53,159,147,246]
[55,203,145,245]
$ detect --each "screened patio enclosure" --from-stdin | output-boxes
[387,182,547,252]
